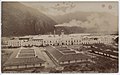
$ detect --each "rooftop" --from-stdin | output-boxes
[3,48,45,67]
[4,57,45,66]
[46,46,91,62]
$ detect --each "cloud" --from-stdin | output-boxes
[55,19,81,27]
[22,2,118,16]
[51,2,76,12]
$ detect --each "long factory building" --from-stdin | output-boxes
[2,33,117,48]
[45,46,92,65]
[3,48,45,70]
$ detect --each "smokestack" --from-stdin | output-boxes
[54,26,56,37]
[61,30,64,37]
[54,30,55,37]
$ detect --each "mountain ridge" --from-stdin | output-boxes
[2,2,57,37]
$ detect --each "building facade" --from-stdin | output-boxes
[2,33,117,47]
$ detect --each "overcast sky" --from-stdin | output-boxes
[22,2,118,16]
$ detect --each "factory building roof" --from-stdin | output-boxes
[4,48,45,67]
[3,57,45,66]
[46,46,90,62]
[59,53,90,62]
[46,46,63,60]
[91,48,118,57]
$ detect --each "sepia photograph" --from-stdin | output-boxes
[1,1,119,73]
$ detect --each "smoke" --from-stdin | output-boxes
[55,13,118,33]
[55,19,81,27]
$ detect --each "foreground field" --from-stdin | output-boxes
[1,44,118,73]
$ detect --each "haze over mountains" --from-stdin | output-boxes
[2,2,118,37]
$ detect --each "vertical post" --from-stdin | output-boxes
[33,64,34,67]
[68,60,70,64]
[25,64,27,68]
[17,65,19,69]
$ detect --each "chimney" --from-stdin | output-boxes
[54,26,56,37]
[54,30,55,37]
[61,30,64,37]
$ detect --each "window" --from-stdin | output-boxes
[81,59,83,61]
[77,40,78,42]
[86,59,88,61]
[68,60,70,63]
[40,63,42,66]
[75,59,77,62]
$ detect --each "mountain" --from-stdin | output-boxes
[2,2,57,37]
[50,11,117,24]
[51,12,118,34]
[55,26,86,35]
[2,2,118,36]
[50,12,92,24]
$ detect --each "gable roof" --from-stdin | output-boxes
[58,53,90,62]
[46,46,91,62]
[4,57,45,66]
